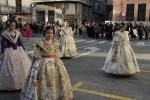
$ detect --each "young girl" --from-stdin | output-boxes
[0,19,31,90]
[103,23,140,75]
[20,26,73,100]
[60,21,77,57]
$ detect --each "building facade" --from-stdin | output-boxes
[0,0,32,22]
[31,0,93,25]
[106,0,150,24]
[92,0,106,22]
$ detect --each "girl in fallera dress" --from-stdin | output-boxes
[0,20,31,90]
[20,26,73,100]
[103,23,140,75]
[60,21,77,57]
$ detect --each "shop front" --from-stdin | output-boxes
[64,14,77,30]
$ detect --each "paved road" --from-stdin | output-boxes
[0,34,150,100]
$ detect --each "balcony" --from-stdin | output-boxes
[32,0,79,2]
[32,0,92,6]
[0,6,31,15]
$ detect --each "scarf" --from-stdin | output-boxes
[2,30,20,44]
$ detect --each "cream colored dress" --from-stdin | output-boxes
[20,39,73,100]
[0,30,31,90]
[103,31,140,75]
[60,27,77,57]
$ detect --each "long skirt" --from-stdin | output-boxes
[62,35,77,57]
[103,43,140,75]
[0,47,31,90]
[20,57,73,100]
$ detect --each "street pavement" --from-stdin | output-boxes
[0,33,150,100]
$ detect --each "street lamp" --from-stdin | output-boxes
[30,3,35,13]
[119,0,126,22]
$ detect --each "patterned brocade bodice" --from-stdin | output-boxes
[35,39,60,56]
[114,31,130,46]
[118,31,129,41]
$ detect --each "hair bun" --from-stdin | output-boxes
[45,26,53,31]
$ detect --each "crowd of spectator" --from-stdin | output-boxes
[77,21,150,41]
[0,14,150,41]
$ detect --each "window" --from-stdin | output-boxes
[64,3,69,10]
[37,11,45,23]
[16,0,22,12]
[106,5,113,20]
[94,1,100,11]
[126,4,134,21]
[87,7,91,16]
[102,4,105,13]
[82,5,86,16]
[48,11,54,23]
[137,3,146,21]
[98,5,100,11]
[37,11,45,16]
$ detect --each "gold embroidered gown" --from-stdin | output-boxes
[20,39,73,100]
[60,27,77,57]
[103,31,140,75]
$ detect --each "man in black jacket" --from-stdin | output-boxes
[105,22,109,39]
[101,22,105,38]
[74,22,77,35]
[107,22,113,40]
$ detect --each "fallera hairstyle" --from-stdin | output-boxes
[45,26,54,32]
[120,23,126,28]
[9,19,16,27]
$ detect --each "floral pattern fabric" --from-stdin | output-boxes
[60,27,77,57]
[20,40,73,100]
[0,47,31,90]
[103,31,140,75]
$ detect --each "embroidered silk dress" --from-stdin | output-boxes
[20,39,73,100]
[0,30,31,90]
[60,27,77,57]
[103,31,140,75]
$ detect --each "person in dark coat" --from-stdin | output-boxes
[94,23,100,39]
[105,22,109,39]
[114,22,119,32]
[74,22,77,35]
[144,24,150,40]
[138,23,144,40]
[129,22,135,41]
[101,22,105,38]
[91,23,95,38]
[126,23,130,32]
[87,22,91,37]
[0,22,3,36]
[107,22,113,40]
